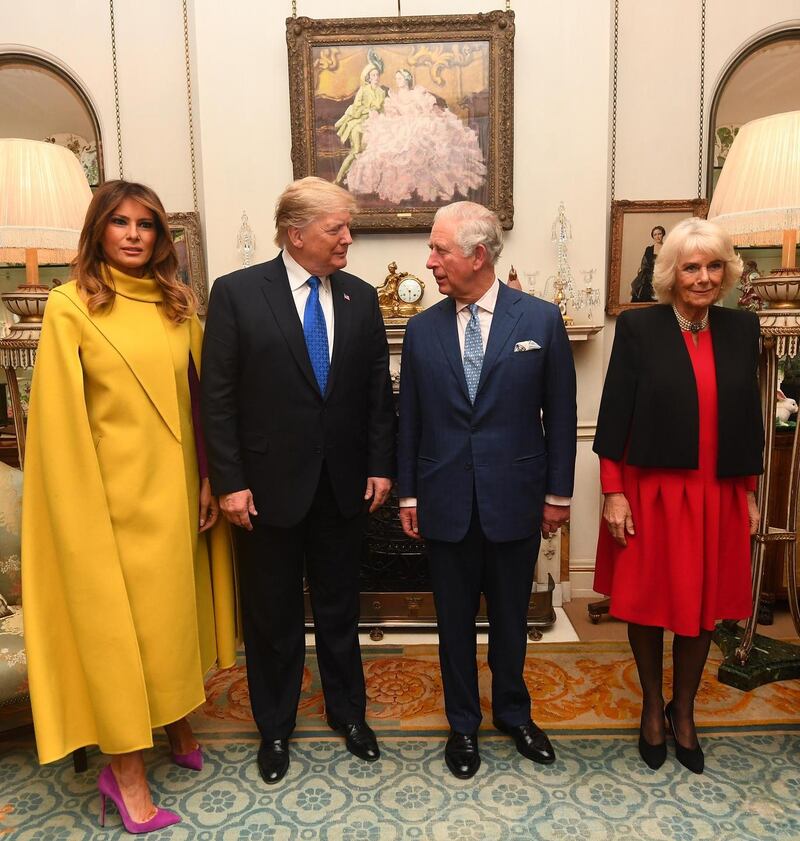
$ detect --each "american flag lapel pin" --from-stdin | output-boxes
[343,293,350,301]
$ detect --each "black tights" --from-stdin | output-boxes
[627,623,712,747]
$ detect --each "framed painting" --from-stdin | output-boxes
[607,199,709,315]
[168,212,208,316]
[286,11,515,232]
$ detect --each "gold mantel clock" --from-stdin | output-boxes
[377,262,424,322]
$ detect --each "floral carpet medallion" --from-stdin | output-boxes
[199,642,800,734]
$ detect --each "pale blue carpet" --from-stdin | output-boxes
[3,732,800,839]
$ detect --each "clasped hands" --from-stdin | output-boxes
[219,477,393,531]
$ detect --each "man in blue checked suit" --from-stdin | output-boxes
[398,202,577,779]
[202,178,395,785]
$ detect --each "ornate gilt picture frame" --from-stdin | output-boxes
[286,11,515,232]
[607,199,709,315]
[168,212,208,316]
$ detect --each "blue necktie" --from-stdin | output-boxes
[463,303,484,404]
[303,276,329,394]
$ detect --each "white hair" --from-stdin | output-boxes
[652,217,743,302]
[433,201,504,265]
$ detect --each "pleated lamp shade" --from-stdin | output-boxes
[708,110,800,251]
[0,137,92,269]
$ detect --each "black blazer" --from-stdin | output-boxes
[201,253,396,527]
[593,304,763,478]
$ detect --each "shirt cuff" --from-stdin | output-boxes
[399,497,417,508]
[544,494,571,506]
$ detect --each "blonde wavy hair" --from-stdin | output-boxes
[652,217,743,303]
[274,177,358,248]
[72,180,197,323]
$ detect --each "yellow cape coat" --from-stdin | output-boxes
[21,269,236,764]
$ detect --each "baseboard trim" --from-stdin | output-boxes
[570,569,604,599]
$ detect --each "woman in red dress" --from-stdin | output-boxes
[593,218,763,774]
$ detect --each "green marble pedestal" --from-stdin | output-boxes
[714,621,800,691]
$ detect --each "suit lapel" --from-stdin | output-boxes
[476,282,523,397]
[433,298,470,402]
[259,257,320,395]
[325,272,351,398]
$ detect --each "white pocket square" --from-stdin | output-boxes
[514,340,541,352]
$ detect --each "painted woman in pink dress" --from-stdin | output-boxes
[346,69,486,204]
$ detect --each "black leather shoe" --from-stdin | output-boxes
[328,719,380,762]
[493,718,556,765]
[665,701,704,774]
[257,738,290,784]
[445,731,480,779]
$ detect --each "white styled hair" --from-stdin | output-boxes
[652,217,743,302]
[433,201,504,265]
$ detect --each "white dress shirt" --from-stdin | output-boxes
[455,278,499,354]
[282,249,334,361]
[399,279,569,510]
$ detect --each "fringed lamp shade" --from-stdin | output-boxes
[0,138,92,271]
[709,111,800,308]
[709,111,800,250]
[0,138,92,339]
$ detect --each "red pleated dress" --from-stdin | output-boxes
[593,329,754,636]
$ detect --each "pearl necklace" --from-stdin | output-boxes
[672,305,709,333]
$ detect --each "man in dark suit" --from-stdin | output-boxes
[202,177,395,784]
[397,202,576,779]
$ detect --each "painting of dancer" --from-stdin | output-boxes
[287,12,515,231]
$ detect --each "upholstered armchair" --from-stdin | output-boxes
[0,462,29,731]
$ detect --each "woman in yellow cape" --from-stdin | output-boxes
[21,180,236,833]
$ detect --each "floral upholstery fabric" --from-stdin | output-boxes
[0,462,22,607]
[0,462,28,729]
[0,608,27,703]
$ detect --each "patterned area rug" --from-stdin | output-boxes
[197,642,800,735]
[2,734,800,839]
[2,642,800,839]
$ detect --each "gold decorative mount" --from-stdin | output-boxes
[377,261,424,322]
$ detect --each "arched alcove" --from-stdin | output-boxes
[0,51,104,190]
[707,28,800,197]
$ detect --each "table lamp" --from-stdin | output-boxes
[708,110,800,308]
[0,137,92,338]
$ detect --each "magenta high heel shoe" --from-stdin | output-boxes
[98,765,181,834]
[171,745,203,771]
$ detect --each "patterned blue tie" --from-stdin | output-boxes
[463,303,484,404]
[303,275,329,394]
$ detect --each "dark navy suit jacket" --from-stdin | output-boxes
[397,281,577,543]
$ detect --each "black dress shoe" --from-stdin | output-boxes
[257,738,290,784]
[328,719,380,762]
[665,701,704,774]
[494,718,556,765]
[445,731,481,779]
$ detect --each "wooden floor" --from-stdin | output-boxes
[564,597,800,642]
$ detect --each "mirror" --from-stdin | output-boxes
[0,53,103,439]
[707,30,800,307]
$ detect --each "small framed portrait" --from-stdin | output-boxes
[607,199,709,315]
[286,11,515,232]
[167,212,208,316]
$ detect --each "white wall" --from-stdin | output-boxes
[3,0,799,598]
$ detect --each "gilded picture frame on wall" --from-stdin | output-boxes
[607,199,709,316]
[167,212,208,316]
[285,11,515,232]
